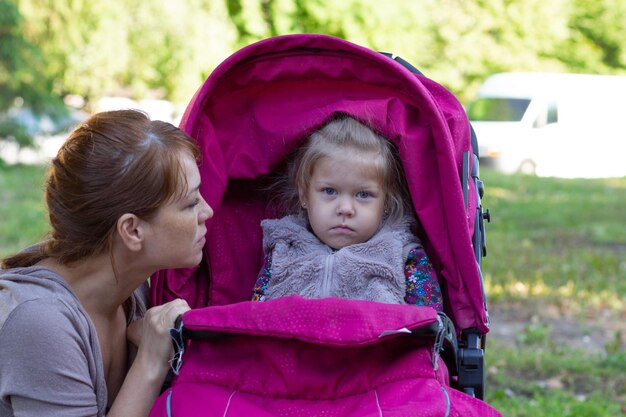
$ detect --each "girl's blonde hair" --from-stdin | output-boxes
[278,114,411,224]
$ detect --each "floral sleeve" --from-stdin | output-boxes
[252,252,272,301]
[404,246,444,312]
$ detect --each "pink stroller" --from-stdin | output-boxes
[149,34,499,416]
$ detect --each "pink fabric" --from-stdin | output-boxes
[149,299,500,416]
[182,296,439,346]
[151,381,501,417]
[148,35,501,416]
[151,33,488,333]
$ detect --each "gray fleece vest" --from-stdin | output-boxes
[261,215,420,304]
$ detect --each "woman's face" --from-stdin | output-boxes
[143,151,213,269]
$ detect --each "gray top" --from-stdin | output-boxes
[261,215,420,303]
[0,266,148,417]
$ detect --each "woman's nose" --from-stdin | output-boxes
[199,196,214,222]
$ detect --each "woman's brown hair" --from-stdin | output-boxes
[2,109,200,269]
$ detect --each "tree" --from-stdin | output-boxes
[16,0,237,109]
[6,0,626,145]
[223,0,626,103]
[0,0,66,146]
[557,0,626,73]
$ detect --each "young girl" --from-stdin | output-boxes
[252,115,443,311]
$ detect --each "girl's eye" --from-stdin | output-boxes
[322,188,337,196]
[356,191,370,199]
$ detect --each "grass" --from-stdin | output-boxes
[1,162,625,415]
[486,339,626,416]
[0,162,49,258]
[479,169,626,416]
[482,170,626,310]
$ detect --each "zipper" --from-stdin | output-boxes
[440,386,451,417]
[166,390,173,417]
[432,314,445,371]
[321,254,334,297]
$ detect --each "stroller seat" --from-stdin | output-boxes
[149,34,499,417]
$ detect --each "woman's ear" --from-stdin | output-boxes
[116,213,144,252]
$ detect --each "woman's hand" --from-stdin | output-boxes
[131,298,190,373]
[109,299,190,417]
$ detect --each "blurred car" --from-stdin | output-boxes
[468,72,626,178]
[1,105,87,140]
[0,105,88,164]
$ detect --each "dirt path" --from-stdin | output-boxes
[487,300,625,354]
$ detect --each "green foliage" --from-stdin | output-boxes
[419,0,571,97]
[6,0,626,114]
[1,0,44,111]
[559,0,626,72]
[0,118,30,147]
[0,0,66,146]
[16,0,236,107]
[220,0,626,102]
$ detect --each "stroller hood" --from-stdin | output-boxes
[151,34,489,335]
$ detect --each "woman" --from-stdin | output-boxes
[0,110,213,416]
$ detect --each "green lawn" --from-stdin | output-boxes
[1,162,624,415]
[0,162,49,258]
[480,169,626,416]
[482,171,626,308]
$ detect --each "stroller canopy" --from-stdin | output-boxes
[152,34,489,335]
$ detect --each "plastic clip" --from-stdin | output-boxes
[168,315,185,375]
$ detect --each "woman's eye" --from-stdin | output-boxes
[356,191,370,199]
[188,198,200,208]
[322,188,337,196]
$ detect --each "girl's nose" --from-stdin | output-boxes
[336,198,355,216]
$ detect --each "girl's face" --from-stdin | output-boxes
[143,151,213,268]
[303,154,385,250]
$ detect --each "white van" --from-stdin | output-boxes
[467,72,626,178]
